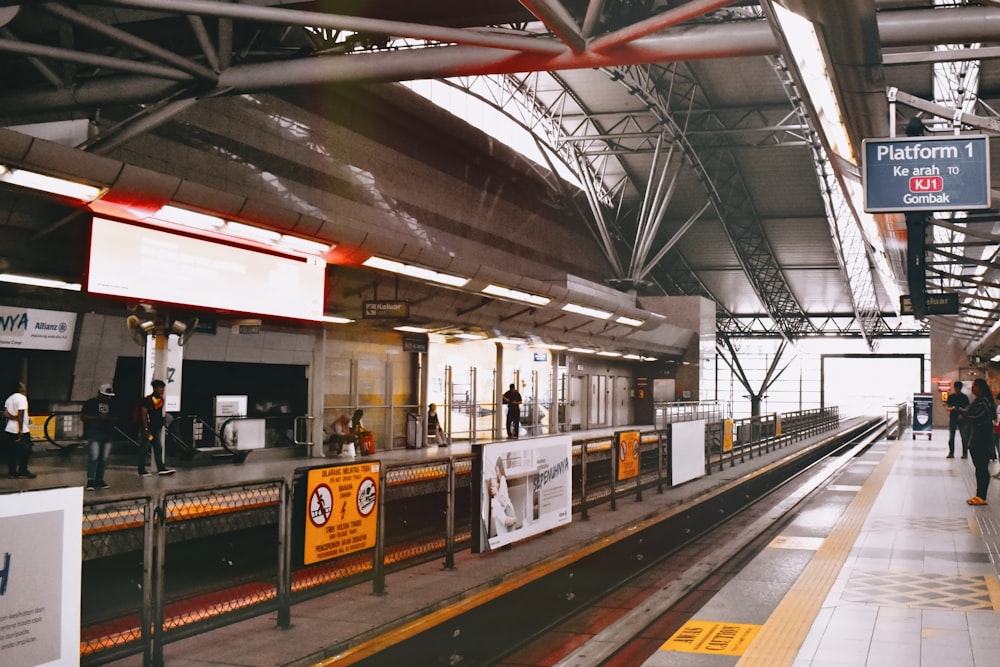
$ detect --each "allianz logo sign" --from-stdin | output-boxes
[0,312,66,334]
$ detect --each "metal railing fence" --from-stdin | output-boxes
[79,407,841,665]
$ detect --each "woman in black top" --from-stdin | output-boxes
[965,377,996,505]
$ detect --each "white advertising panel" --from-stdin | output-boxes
[87,217,325,321]
[670,419,707,486]
[474,435,573,552]
[0,307,76,351]
[142,333,183,411]
[0,487,82,666]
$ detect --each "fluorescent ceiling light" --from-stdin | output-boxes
[615,316,644,327]
[225,221,281,244]
[568,347,596,354]
[537,343,567,350]
[0,165,105,202]
[155,205,224,231]
[395,325,429,333]
[453,332,486,340]
[623,354,642,360]
[322,315,354,324]
[482,284,550,306]
[151,206,331,257]
[597,351,623,357]
[641,356,658,362]
[279,234,331,256]
[363,256,469,288]
[490,337,525,345]
[0,273,81,291]
[562,303,612,320]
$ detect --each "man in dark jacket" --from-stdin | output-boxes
[138,379,175,477]
[945,381,970,458]
[82,383,116,490]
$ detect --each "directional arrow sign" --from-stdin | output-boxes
[900,293,959,316]
[362,300,409,319]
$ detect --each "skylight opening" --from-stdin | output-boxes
[402,78,584,190]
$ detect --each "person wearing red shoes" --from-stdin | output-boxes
[964,377,996,506]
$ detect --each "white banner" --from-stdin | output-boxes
[0,487,83,666]
[142,333,183,411]
[0,307,76,351]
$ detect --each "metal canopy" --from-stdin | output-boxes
[0,1,998,358]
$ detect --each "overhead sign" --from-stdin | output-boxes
[362,300,409,319]
[863,135,990,212]
[402,334,428,353]
[900,293,959,316]
[0,307,77,351]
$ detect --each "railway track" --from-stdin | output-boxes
[343,419,887,666]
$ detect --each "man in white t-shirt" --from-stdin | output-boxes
[5,380,34,479]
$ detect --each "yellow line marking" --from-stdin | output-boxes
[735,438,903,667]
[968,517,981,536]
[313,530,637,666]
[984,574,1000,612]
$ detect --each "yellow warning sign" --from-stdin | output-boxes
[661,620,761,656]
[616,430,640,481]
[303,462,380,565]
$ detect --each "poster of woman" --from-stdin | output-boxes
[473,435,572,552]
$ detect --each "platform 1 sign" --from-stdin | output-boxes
[863,135,990,212]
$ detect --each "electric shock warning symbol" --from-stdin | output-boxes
[309,484,333,528]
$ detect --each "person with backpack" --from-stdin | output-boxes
[137,379,175,477]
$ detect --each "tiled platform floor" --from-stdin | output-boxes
[642,430,1000,667]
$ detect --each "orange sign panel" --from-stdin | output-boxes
[616,430,640,481]
[303,462,380,564]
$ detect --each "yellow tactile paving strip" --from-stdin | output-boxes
[735,438,903,667]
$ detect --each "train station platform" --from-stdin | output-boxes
[633,428,1000,667]
[10,422,1000,666]
[82,420,859,667]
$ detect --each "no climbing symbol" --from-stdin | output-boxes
[309,484,333,528]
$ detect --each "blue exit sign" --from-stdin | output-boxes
[862,135,990,212]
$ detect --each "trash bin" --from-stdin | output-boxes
[406,413,422,448]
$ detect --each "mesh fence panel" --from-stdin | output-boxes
[160,483,282,635]
[81,498,150,657]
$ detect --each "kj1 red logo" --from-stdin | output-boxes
[909,176,943,192]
